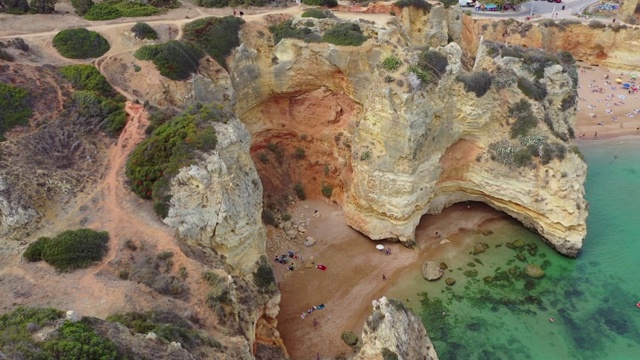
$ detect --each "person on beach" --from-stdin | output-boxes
[313,318,318,327]
[383,274,386,281]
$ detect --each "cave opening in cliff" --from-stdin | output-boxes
[239,87,361,224]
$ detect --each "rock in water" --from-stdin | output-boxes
[422,261,443,281]
[525,264,545,278]
[445,278,456,286]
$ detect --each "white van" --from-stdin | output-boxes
[459,0,477,7]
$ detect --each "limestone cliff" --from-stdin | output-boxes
[355,297,438,360]
[462,16,640,70]
[163,116,265,274]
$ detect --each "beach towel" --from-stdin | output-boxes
[316,264,327,271]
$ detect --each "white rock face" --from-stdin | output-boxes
[356,297,439,360]
[163,117,266,273]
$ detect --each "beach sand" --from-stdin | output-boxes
[574,64,640,141]
[272,201,504,359]
[272,64,640,359]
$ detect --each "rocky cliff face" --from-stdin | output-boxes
[163,116,265,274]
[355,297,439,360]
[462,16,640,70]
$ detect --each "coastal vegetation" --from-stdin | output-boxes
[125,104,225,217]
[456,71,493,97]
[0,0,57,14]
[134,40,204,80]
[323,23,367,46]
[23,229,110,272]
[195,0,267,7]
[302,8,331,18]
[182,16,245,69]
[131,22,158,40]
[302,0,338,7]
[84,0,160,20]
[106,311,221,350]
[381,55,402,71]
[52,28,110,59]
[394,0,431,11]
[0,82,32,140]
[0,307,122,359]
[60,64,127,134]
[408,48,449,85]
[269,20,321,44]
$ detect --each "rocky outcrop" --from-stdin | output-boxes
[355,297,439,360]
[462,16,640,70]
[163,116,265,274]
[343,40,587,256]
[422,261,443,281]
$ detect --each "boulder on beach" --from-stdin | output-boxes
[525,264,545,278]
[304,236,316,247]
[422,261,443,281]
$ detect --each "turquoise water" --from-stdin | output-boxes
[387,139,640,360]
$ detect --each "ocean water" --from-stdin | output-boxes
[386,139,640,360]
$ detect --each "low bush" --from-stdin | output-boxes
[456,71,492,97]
[196,0,229,7]
[341,331,358,346]
[417,49,448,81]
[293,182,306,200]
[381,55,402,71]
[508,99,537,138]
[253,261,275,289]
[323,23,367,46]
[0,83,32,141]
[382,348,399,360]
[71,0,94,16]
[517,77,547,101]
[269,19,321,45]
[182,16,245,69]
[126,104,225,199]
[107,310,220,350]
[321,183,333,198]
[302,0,338,7]
[23,237,50,262]
[60,64,115,97]
[0,307,62,359]
[135,40,204,81]
[43,321,120,359]
[302,8,330,18]
[588,20,606,29]
[52,28,110,59]
[32,229,110,272]
[70,90,127,134]
[84,0,160,21]
[262,208,277,226]
[294,147,306,159]
[560,92,577,111]
[131,22,158,40]
[394,0,430,10]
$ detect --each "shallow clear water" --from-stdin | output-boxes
[386,139,640,360]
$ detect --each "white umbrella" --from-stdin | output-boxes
[376,244,384,251]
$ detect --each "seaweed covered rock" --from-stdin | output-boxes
[422,261,443,281]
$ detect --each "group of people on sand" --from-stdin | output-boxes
[275,250,299,271]
[579,70,639,131]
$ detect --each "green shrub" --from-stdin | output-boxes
[52,28,110,59]
[126,104,224,199]
[182,16,245,69]
[196,0,228,7]
[440,0,458,8]
[341,331,358,346]
[322,22,367,46]
[588,20,606,29]
[394,0,431,11]
[23,237,50,262]
[0,83,32,141]
[294,147,306,160]
[153,196,171,219]
[381,55,402,71]
[560,92,577,111]
[262,208,277,226]
[294,182,306,200]
[43,321,119,359]
[70,90,127,134]
[321,183,333,198]
[106,310,220,349]
[60,64,115,97]
[508,99,538,138]
[302,0,338,7]
[135,40,204,81]
[456,71,492,97]
[84,0,160,21]
[71,0,94,16]
[517,77,547,101]
[0,306,64,359]
[253,262,275,289]
[131,22,158,40]
[417,49,448,80]
[268,19,321,45]
[38,229,110,272]
[382,348,399,360]
[302,8,330,18]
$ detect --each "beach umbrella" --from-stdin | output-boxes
[623,83,631,88]
[376,244,384,251]
[616,78,623,83]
